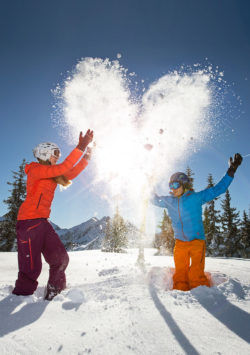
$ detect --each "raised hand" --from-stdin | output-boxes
[77,130,94,152]
[227,153,243,177]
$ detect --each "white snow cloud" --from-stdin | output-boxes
[55,58,220,226]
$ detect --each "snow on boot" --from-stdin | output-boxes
[44,284,60,301]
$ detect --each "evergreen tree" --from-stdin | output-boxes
[185,166,194,190]
[203,173,221,255]
[203,206,209,235]
[219,189,240,257]
[102,209,128,253]
[0,159,26,251]
[102,217,112,252]
[239,210,250,258]
[155,209,174,255]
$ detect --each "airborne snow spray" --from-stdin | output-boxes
[54,57,225,235]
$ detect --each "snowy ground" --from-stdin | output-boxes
[0,249,250,355]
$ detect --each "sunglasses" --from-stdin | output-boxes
[169,181,181,190]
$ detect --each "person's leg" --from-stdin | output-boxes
[42,221,69,299]
[173,240,190,291]
[13,219,45,295]
[188,239,210,289]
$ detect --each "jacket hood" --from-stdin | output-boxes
[25,162,39,174]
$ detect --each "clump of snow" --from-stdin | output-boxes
[66,288,85,303]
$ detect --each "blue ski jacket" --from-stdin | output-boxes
[151,172,233,242]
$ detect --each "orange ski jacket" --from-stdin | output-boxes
[18,148,88,220]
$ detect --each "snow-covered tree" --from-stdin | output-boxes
[0,159,26,251]
[185,166,195,190]
[239,210,250,258]
[203,173,221,256]
[203,206,210,236]
[155,209,174,255]
[102,209,128,253]
[102,217,112,251]
[219,189,240,257]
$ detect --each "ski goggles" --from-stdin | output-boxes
[52,149,61,158]
[169,181,181,190]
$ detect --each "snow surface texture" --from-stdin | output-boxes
[54,59,223,228]
[1,249,250,354]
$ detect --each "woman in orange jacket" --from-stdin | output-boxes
[12,130,93,300]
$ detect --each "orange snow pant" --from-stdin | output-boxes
[173,239,210,291]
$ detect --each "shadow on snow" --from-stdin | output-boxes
[149,282,200,355]
[191,285,250,344]
[0,294,48,337]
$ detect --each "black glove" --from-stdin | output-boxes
[76,130,94,152]
[227,153,243,177]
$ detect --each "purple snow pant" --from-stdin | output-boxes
[13,218,69,296]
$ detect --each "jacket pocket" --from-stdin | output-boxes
[36,193,43,209]
[19,238,34,271]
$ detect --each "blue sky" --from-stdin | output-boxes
[0,0,249,228]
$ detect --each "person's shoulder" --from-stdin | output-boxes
[25,162,44,175]
[25,161,39,170]
[183,190,195,197]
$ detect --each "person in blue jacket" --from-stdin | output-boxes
[151,153,243,291]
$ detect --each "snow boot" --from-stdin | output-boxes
[44,284,61,301]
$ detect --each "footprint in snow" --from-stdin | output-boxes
[98,267,119,277]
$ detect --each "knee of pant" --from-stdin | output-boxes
[63,252,69,268]
[58,252,69,271]
[51,250,69,268]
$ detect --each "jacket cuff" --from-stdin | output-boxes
[227,168,235,178]
[75,146,84,153]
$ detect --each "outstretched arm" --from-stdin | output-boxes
[151,193,170,208]
[199,153,243,204]
[30,148,83,179]
[64,157,88,180]
[30,130,94,179]
[64,146,93,180]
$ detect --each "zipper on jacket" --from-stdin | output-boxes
[36,193,43,209]
[178,198,186,240]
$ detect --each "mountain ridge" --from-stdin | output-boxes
[0,215,145,251]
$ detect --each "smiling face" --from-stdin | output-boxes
[171,185,184,197]
[49,155,59,165]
